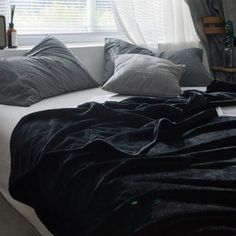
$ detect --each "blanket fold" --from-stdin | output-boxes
[9,84,236,236]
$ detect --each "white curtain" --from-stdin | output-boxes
[111,0,199,49]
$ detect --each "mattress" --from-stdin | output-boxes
[0,86,211,235]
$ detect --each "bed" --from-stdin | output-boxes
[2,36,236,235]
[6,83,236,236]
[0,85,205,236]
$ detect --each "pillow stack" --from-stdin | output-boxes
[0,36,213,106]
[103,38,153,85]
[102,38,213,97]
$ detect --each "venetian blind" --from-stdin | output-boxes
[0,0,116,34]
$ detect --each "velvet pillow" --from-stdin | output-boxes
[103,54,184,97]
[103,38,153,85]
[0,36,98,106]
[157,48,212,86]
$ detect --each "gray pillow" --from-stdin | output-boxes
[103,38,153,85]
[103,54,184,97]
[0,36,98,106]
[157,48,212,86]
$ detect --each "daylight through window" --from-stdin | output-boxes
[1,0,116,35]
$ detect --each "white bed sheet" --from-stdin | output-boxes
[0,86,210,235]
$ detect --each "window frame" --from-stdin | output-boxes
[2,0,120,46]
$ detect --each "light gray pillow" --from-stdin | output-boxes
[157,48,212,86]
[103,54,184,97]
[103,38,153,85]
[0,36,98,106]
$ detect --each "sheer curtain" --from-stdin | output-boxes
[111,0,199,49]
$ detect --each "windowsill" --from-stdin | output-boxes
[13,31,122,47]
[0,42,107,58]
[1,42,104,51]
[0,31,124,53]
[1,46,34,51]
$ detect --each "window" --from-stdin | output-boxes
[0,0,118,45]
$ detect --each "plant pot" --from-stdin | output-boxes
[223,46,234,68]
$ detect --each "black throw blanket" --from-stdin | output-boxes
[9,82,236,236]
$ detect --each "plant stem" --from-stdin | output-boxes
[10,5,15,24]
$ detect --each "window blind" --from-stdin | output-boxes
[96,0,114,31]
[0,2,8,19]
[0,0,116,35]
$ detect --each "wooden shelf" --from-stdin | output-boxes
[211,67,236,73]
[203,16,225,34]
[203,16,224,24]
[204,28,225,34]
[211,67,236,81]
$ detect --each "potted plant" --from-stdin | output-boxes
[223,20,235,68]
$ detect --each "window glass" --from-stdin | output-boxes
[3,0,116,35]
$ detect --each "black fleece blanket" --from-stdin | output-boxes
[9,81,236,236]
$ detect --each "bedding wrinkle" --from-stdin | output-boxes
[8,81,236,235]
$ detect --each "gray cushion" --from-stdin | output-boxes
[0,36,98,106]
[103,54,184,97]
[157,48,212,86]
[103,38,153,85]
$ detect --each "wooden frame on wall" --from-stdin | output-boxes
[0,15,6,49]
[203,16,225,34]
